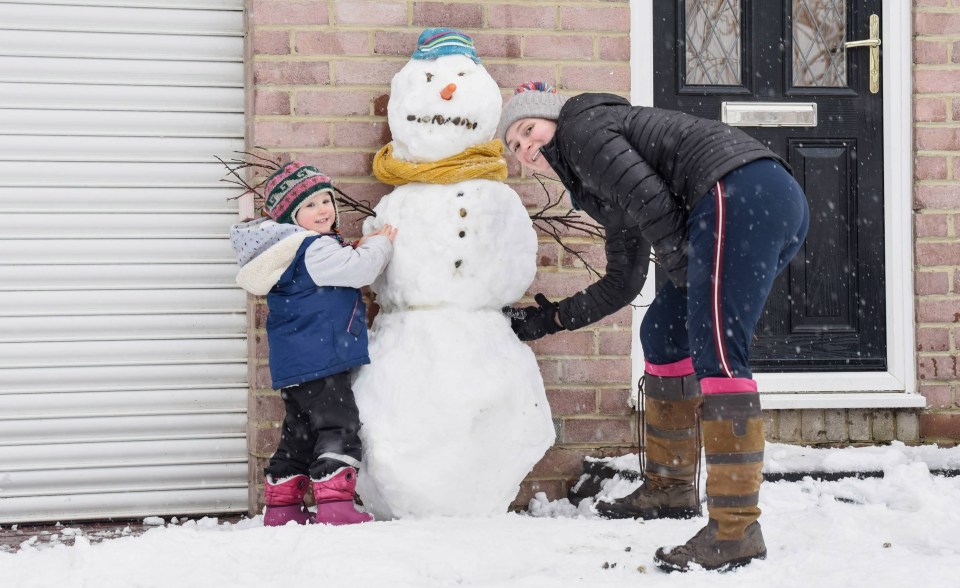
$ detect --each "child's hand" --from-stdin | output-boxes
[358,224,398,246]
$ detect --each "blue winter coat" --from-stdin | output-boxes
[229,219,393,389]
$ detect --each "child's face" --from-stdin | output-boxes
[295,191,336,233]
[505,117,557,175]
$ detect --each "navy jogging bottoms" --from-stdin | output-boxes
[639,158,810,380]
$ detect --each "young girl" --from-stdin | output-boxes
[230,162,397,526]
[499,83,809,571]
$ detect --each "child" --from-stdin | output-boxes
[499,83,809,571]
[230,162,397,526]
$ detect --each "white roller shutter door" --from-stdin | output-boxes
[0,0,248,523]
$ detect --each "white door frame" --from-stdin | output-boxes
[628,0,922,409]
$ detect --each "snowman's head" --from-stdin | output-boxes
[387,29,502,163]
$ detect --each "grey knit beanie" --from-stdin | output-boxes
[498,82,568,145]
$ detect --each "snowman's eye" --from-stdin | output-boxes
[425,73,433,82]
[458,72,465,77]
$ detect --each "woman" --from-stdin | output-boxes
[499,82,809,572]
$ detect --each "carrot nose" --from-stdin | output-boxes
[440,83,457,100]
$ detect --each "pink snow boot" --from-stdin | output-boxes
[263,474,313,526]
[312,467,373,525]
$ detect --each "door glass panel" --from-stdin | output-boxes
[793,0,847,87]
[685,0,742,85]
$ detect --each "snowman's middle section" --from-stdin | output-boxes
[366,178,537,313]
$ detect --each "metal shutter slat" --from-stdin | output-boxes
[0,84,243,113]
[0,438,247,470]
[0,56,242,86]
[0,4,243,35]
[0,364,248,394]
[0,187,240,212]
[0,314,247,341]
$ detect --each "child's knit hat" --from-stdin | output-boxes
[263,161,337,227]
[411,27,480,63]
[497,82,568,145]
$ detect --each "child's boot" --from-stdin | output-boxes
[312,467,373,525]
[263,474,313,526]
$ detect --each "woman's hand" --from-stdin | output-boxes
[501,293,564,341]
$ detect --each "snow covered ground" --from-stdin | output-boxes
[2,442,959,588]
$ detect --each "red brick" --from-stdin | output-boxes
[253,121,330,148]
[914,97,947,122]
[530,447,592,477]
[918,356,959,380]
[599,329,632,356]
[562,417,633,444]
[915,156,948,180]
[512,479,566,508]
[536,241,560,268]
[561,241,606,270]
[919,412,960,441]
[527,270,595,299]
[560,6,630,33]
[255,364,273,390]
[918,298,960,323]
[511,180,566,209]
[332,121,391,148]
[560,64,631,91]
[250,392,284,422]
[488,4,557,30]
[250,424,281,455]
[412,2,483,28]
[545,388,597,416]
[252,1,328,25]
[599,388,634,416]
[537,359,561,385]
[296,90,377,116]
[529,330,596,356]
[296,31,369,56]
[473,33,522,59]
[335,181,392,208]
[332,0,406,26]
[915,185,960,209]
[921,384,956,409]
[914,40,949,64]
[916,242,960,267]
[253,30,291,55]
[374,31,420,57]
[915,213,950,238]
[915,0,949,6]
[914,12,960,36]
[524,35,594,60]
[333,59,405,85]
[915,271,951,295]
[915,127,960,151]
[954,41,960,64]
[594,306,634,328]
[292,151,375,177]
[954,100,960,122]
[484,63,558,90]
[254,90,291,115]
[915,70,960,94]
[917,328,951,352]
[599,36,630,61]
[254,60,330,85]
[560,358,632,385]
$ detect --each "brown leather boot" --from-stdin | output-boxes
[655,386,766,572]
[596,369,702,520]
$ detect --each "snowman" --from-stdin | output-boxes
[352,28,555,519]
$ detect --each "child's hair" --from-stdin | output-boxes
[263,161,338,227]
[497,82,568,145]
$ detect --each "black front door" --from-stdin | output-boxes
[653,0,886,372]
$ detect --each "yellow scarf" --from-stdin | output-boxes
[373,140,508,186]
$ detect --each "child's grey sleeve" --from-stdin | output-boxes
[302,235,393,288]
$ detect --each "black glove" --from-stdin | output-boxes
[501,293,564,341]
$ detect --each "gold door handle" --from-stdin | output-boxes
[843,13,880,93]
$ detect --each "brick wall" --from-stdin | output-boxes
[914,0,960,444]
[244,0,634,512]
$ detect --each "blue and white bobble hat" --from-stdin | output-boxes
[411,27,480,63]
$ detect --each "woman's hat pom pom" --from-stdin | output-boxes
[515,81,557,95]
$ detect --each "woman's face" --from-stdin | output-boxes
[505,117,557,175]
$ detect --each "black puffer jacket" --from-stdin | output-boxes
[542,93,788,289]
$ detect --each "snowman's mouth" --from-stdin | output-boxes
[405,114,479,130]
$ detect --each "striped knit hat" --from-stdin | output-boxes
[262,162,336,227]
[498,82,568,145]
[411,27,480,63]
